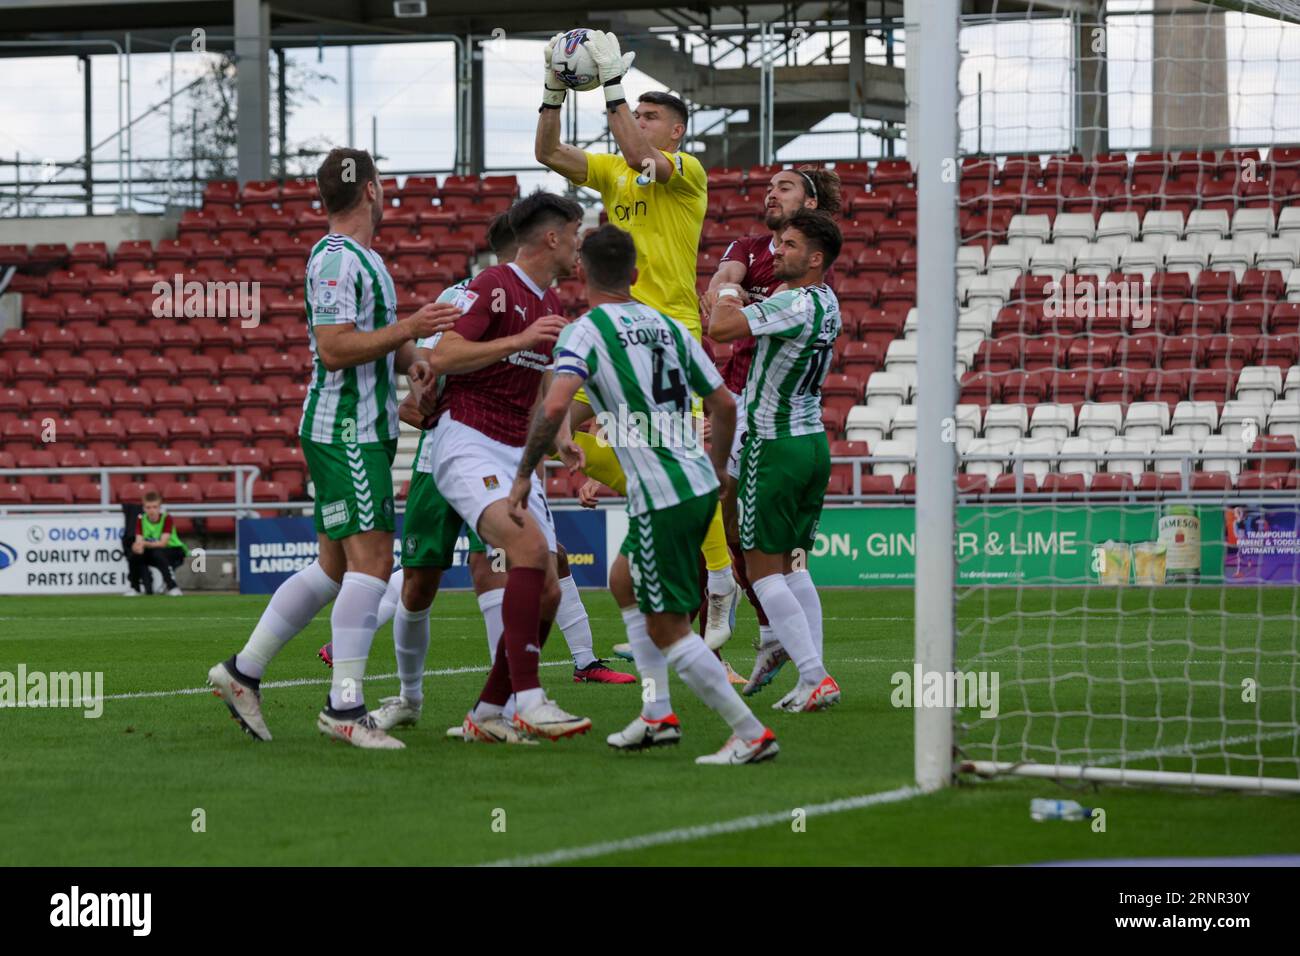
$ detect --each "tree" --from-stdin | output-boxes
[161,49,335,190]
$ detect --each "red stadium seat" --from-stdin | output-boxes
[151,385,194,419]
[0,482,32,505]
[166,417,212,455]
[186,447,228,488]
[1040,473,1087,496]
[1247,436,1298,475]
[252,415,297,452]
[177,355,220,392]
[84,418,127,454]
[1088,473,1135,496]
[125,417,169,454]
[269,447,306,497]
[210,416,253,455]
[991,473,1040,495]
[30,482,74,505]
[252,480,289,517]
[194,384,237,420]
[220,354,260,389]
[1192,471,1233,491]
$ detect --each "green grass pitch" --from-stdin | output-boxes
[2,588,1297,866]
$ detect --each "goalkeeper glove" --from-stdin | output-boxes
[584,30,636,111]
[541,32,567,110]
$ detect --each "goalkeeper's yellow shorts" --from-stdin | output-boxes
[571,430,731,573]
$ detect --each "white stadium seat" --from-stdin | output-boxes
[1231,207,1276,238]
[1029,403,1075,441]
[1073,241,1121,278]
[1059,437,1106,479]
[1029,243,1073,279]
[1200,435,1243,478]
[1254,237,1300,273]
[1208,238,1252,280]
[871,438,914,489]
[1141,210,1185,253]
[954,403,983,452]
[1075,402,1125,441]
[864,371,909,417]
[845,405,891,445]
[1219,401,1269,444]
[1007,214,1052,255]
[1152,435,1198,475]
[1096,211,1141,248]
[1119,240,1164,277]
[963,437,1016,480]
[983,403,1030,442]
[1163,239,1210,279]
[956,244,985,276]
[1122,401,1172,440]
[1012,436,1061,481]
[1171,400,1219,442]
[1267,402,1300,442]
[1103,436,1152,478]
[1185,208,1230,240]
[1236,365,1283,406]
[890,403,918,440]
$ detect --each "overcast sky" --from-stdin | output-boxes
[0,5,1296,214]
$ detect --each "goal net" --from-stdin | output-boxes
[913,0,1300,793]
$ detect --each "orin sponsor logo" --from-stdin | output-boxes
[890,664,1000,718]
[49,886,151,936]
[0,664,103,718]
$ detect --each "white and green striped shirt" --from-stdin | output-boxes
[740,283,841,440]
[554,301,724,516]
[413,277,472,475]
[301,233,400,444]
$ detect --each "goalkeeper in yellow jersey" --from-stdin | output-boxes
[535,29,743,659]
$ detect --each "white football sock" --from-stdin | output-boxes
[472,700,503,722]
[664,634,764,739]
[236,559,340,679]
[376,567,403,629]
[503,695,517,721]
[707,567,734,595]
[477,588,505,662]
[784,571,824,660]
[757,623,777,648]
[556,575,597,668]
[328,571,389,711]
[393,599,430,702]
[515,687,546,712]
[752,573,826,685]
[622,606,671,721]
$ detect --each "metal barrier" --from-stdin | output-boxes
[0,464,260,515]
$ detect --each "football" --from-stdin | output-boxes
[550,28,601,91]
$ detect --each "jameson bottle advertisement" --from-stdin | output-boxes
[1158,505,1202,581]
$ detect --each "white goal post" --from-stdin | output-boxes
[912,0,1300,795]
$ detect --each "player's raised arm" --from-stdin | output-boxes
[535,33,590,183]
[583,32,675,184]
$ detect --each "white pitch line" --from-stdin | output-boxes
[478,785,925,867]
[92,661,570,704]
